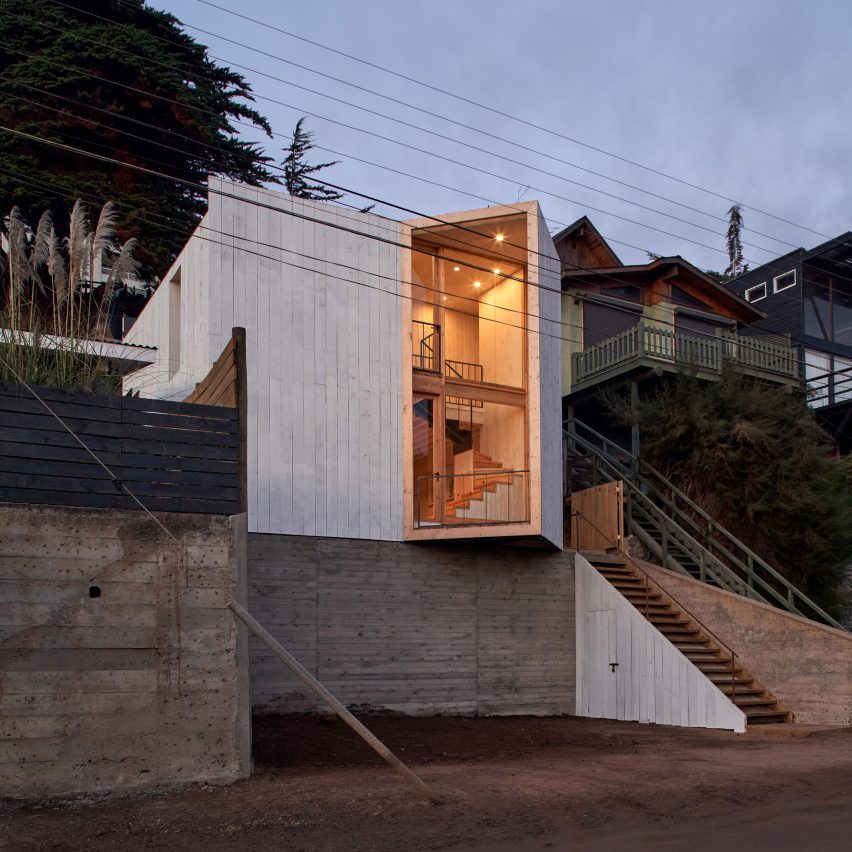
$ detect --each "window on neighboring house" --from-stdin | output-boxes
[670,284,710,310]
[744,282,767,303]
[773,270,796,293]
[804,349,831,408]
[834,356,852,403]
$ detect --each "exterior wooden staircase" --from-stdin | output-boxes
[584,550,791,725]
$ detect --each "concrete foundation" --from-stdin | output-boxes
[248,535,576,716]
[0,504,251,798]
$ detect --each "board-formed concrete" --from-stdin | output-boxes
[0,504,250,798]
[645,563,852,726]
[248,534,576,716]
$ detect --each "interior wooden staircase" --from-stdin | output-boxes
[583,550,791,726]
[445,451,515,518]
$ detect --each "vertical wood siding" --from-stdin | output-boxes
[574,553,745,732]
[535,208,564,548]
[125,180,403,540]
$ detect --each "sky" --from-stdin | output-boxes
[158,0,852,272]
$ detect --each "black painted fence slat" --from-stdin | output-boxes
[0,383,240,515]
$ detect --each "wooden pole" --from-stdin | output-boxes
[228,600,443,806]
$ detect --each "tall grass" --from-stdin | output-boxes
[0,200,139,394]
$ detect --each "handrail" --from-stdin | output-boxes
[565,417,845,630]
[568,429,748,597]
[572,322,799,387]
[572,509,741,706]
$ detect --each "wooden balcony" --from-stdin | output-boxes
[571,323,799,393]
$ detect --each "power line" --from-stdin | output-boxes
[25,3,796,258]
[0,32,771,264]
[190,0,830,241]
[0,150,813,372]
[7,85,843,330]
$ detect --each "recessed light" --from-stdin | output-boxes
[495,233,505,242]
[453,266,460,271]
[473,281,481,288]
[442,295,447,300]
[493,267,501,274]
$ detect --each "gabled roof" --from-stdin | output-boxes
[551,216,621,268]
[562,255,766,325]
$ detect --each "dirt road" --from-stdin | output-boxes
[3,715,851,850]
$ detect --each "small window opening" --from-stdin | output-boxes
[745,282,767,303]
[773,270,796,293]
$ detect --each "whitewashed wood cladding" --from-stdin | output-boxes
[248,535,576,715]
[574,553,746,732]
[534,208,564,547]
[125,179,404,540]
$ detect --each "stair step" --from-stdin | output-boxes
[717,684,763,696]
[743,709,789,723]
[732,696,779,708]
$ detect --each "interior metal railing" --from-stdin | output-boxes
[564,417,845,630]
[415,469,529,528]
[413,320,439,371]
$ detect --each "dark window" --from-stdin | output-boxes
[773,270,796,292]
[804,281,831,340]
[675,313,730,338]
[599,285,642,302]
[583,301,639,347]
[745,282,767,303]
[833,288,852,346]
[670,285,710,310]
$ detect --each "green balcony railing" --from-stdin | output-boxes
[572,323,799,389]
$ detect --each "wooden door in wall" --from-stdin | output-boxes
[584,608,618,717]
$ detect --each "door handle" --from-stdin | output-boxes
[609,662,619,673]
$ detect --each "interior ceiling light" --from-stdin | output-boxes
[453,266,460,271]
[473,281,482,288]
[493,267,501,275]
[495,233,505,242]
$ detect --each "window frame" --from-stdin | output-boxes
[772,269,796,293]
[744,281,767,303]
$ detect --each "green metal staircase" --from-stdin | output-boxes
[564,417,845,631]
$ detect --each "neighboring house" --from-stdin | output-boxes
[555,218,800,433]
[727,233,852,452]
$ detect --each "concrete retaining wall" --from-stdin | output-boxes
[248,535,576,716]
[0,504,250,798]
[645,564,852,726]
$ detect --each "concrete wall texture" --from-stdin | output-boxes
[646,564,852,726]
[0,504,250,798]
[248,534,576,716]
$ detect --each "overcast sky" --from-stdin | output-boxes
[159,0,852,271]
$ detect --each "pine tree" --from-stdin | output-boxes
[725,204,745,278]
[0,0,278,276]
[281,118,344,202]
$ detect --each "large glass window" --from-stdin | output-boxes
[833,288,852,346]
[410,212,530,530]
[805,349,831,408]
[803,280,831,340]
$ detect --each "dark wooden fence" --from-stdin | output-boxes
[0,381,240,514]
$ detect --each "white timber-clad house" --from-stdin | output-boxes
[121,179,792,729]
[125,178,563,548]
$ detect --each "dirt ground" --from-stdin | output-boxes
[3,714,852,851]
